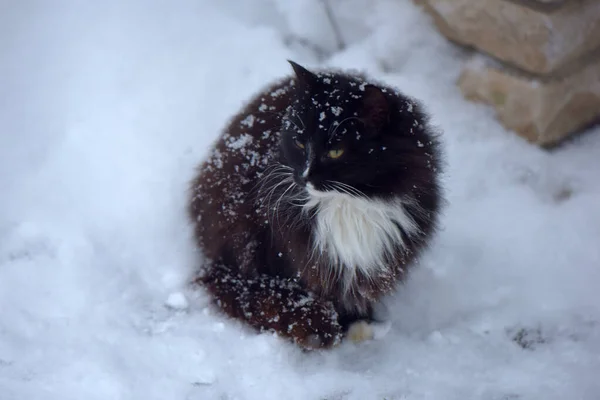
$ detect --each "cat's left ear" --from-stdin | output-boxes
[361,85,389,134]
[288,60,318,90]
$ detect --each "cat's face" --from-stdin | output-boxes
[280,61,423,199]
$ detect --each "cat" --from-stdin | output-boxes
[188,61,443,350]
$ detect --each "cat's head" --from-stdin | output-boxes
[280,61,437,200]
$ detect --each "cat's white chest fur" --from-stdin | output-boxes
[304,184,419,281]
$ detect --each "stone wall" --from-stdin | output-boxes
[420,0,600,146]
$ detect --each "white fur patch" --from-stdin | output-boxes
[304,185,419,283]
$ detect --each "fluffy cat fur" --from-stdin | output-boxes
[188,61,443,350]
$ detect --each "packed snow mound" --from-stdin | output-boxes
[1,1,599,399]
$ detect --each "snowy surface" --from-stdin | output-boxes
[1,1,600,399]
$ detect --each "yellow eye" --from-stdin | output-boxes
[328,148,344,159]
[294,139,305,149]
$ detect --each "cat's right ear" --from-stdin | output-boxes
[288,60,318,90]
[361,84,390,135]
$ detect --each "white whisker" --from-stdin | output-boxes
[274,182,297,231]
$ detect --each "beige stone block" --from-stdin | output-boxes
[422,0,600,75]
[457,54,600,146]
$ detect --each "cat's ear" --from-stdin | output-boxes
[361,85,389,134]
[288,60,318,89]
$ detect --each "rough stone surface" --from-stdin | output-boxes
[422,0,600,75]
[458,53,600,146]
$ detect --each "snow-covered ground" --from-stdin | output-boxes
[1,1,599,399]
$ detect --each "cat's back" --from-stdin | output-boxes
[188,76,296,259]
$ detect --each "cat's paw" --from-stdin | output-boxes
[347,320,374,343]
[288,300,343,350]
[300,332,338,350]
[295,328,342,350]
[346,319,392,344]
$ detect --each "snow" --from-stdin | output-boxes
[1,1,600,399]
[165,292,190,311]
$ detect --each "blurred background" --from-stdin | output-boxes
[0,1,599,399]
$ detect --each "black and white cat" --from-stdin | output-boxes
[188,61,443,349]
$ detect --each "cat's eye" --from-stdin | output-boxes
[294,139,305,149]
[327,148,344,159]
